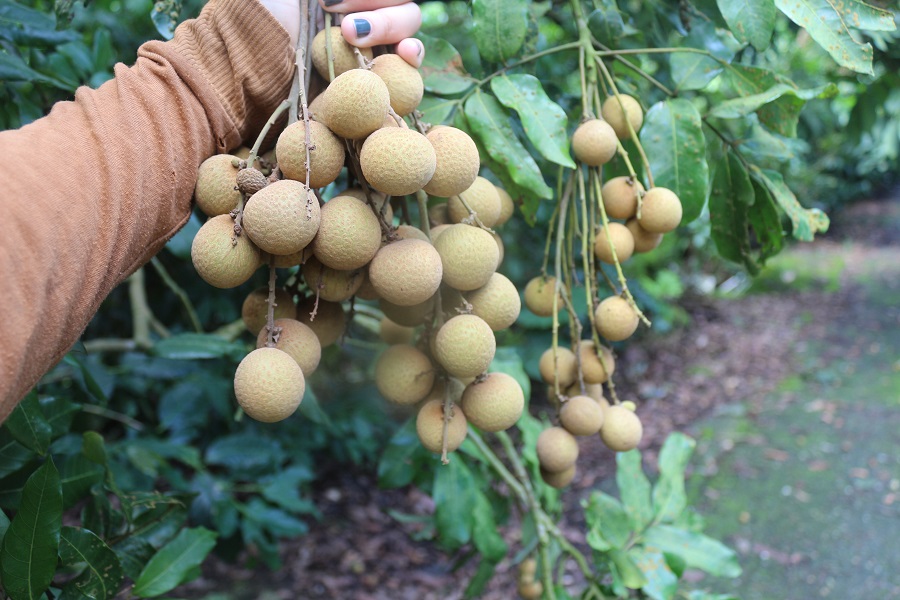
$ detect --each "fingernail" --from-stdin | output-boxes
[323,0,342,6]
[416,40,424,56]
[354,19,371,38]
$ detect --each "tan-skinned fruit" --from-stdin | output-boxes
[370,53,424,116]
[296,297,345,347]
[594,222,635,264]
[375,344,435,405]
[447,176,502,227]
[461,372,524,432]
[565,381,608,407]
[536,426,579,472]
[518,581,544,600]
[602,176,644,220]
[312,195,382,271]
[434,314,496,378]
[626,218,664,253]
[595,295,639,341]
[637,187,683,233]
[572,119,617,166]
[310,28,373,81]
[540,464,576,489]
[356,270,380,301]
[464,272,521,332]
[336,187,394,224]
[256,318,322,377]
[423,126,480,197]
[393,224,430,242]
[194,154,241,217]
[379,317,415,345]
[236,167,268,197]
[368,239,443,307]
[275,120,345,189]
[318,69,391,139]
[601,94,644,140]
[302,257,364,303]
[242,180,321,256]
[579,339,615,384]
[416,399,468,453]
[241,287,297,335]
[360,128,437,196]
[379,295,434,327]
[600,405,643,451]
[495,186,515,226]
[234,347,305,423]
[560,395,605,436]
[538,346,578,389]
[191,214,261,289]
[433,224,500,291]
[429,202,450,226]
[524,276,563,317]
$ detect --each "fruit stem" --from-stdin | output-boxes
[415,190,432,239]
[440,383,453,465]
[265,256,278,347]
[467,429,528,505]
[456,191,494,233]
[324,11,336,81]
[551,175,574,401]
[127,269,154,351]
[287,0,310,125]
[295,47,314,191]
[149,257,203,333]
[247,99,292,175]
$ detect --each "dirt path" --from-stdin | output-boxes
[185,195,900,599]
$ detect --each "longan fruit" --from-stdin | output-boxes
[602,176,644,220]
[524,276,562,317]
[560,395,605,436]
[572,119,617,166]
[536,426,579,472]
[625,218,663,253]
[600,405,643,452]
[594,222,635,264]
[416,399,467,454]
[637,187,683,233]
[594,296,639,342]
[601,94,644,140]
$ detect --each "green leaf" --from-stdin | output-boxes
[378,418,429,489]
[417,33,476,95]
[133,527,218,597]
[40,397,82,438]
[58,526,123,600]
[417,95,459,126]
[151,333,242,360]
[62,354,109,403]
[464,557,500,599]
[748,177,784,261]
[82,432,107,466]
[633,548,678,600]
[639,99,709,224]
[709,151,758,273]
[472,494,507,561]
[588,1,626,47]
[491,75,576,169]
[204,433,282,476]
[774,0,895,76]
[260,466,317,514]
[0,0,78,44]
[5,392,51,455]
[488,347,531,404]
[464,90,553,212]
[753,169,829,241]
[59,454,104,509]
[609,549,648,589]
[708,82,837,120]
[716,0,776,50]
[112,537,156,581]
[687,591,740,600]
[433,458,478,550]
[584,491,632,549]
[616,450,653,531]
[0,429,35,480]
[0,51,72,90]
[0,458,62,600]
[652,433,695,523]
[669,22,735,91]
[643,525,742,578]
[472,0,528,63]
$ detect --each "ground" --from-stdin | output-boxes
[184,193,900,599]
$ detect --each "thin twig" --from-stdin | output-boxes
[149,257,202,333]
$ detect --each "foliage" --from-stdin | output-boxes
[0,0,898,598]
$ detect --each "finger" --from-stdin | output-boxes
[319,0,409,12]
[395,37,425,68]
[340,4,422,48]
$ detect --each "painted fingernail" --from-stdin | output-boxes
[323,0,342,6]
[354,19,371,38]
[416,40,424,56]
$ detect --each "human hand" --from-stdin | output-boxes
[322,1,423,67]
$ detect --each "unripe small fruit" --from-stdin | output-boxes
[595,296,639,341]
[540,465,576,489]
[296,297,345,347]
[423,126,480,197]
[243,180,320,256]
[637,187,682,233]
[433,224,500,291]
[191,214,261,289]
[572,119,617,166]
[579,340,615,384]
[236,167,268,197]
[560,395,605,436]
[464,273,521,332]
[600,405,643,451]
[234,348,305,423]
[601,94,644,140]
[626,218,663,253]
[311,28,373,81]
[448,176,502,227]
[461,372,524,432]
[242,286,297,335]
[375,345,435,405]
[370,53,424,116]
[194,154,241,217]
[416,399,467,453]
[523,276,562,317]
[621,400,637,411]
[518,580,544,600]
[536,426,579,472]
[434,315,496,378]
[602,176,644,220]
[539,346,578,389]
[594,222,635,264]
[256,318,322,377]
[519,558,537,580]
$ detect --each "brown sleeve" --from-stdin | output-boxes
[0,0,294,419]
